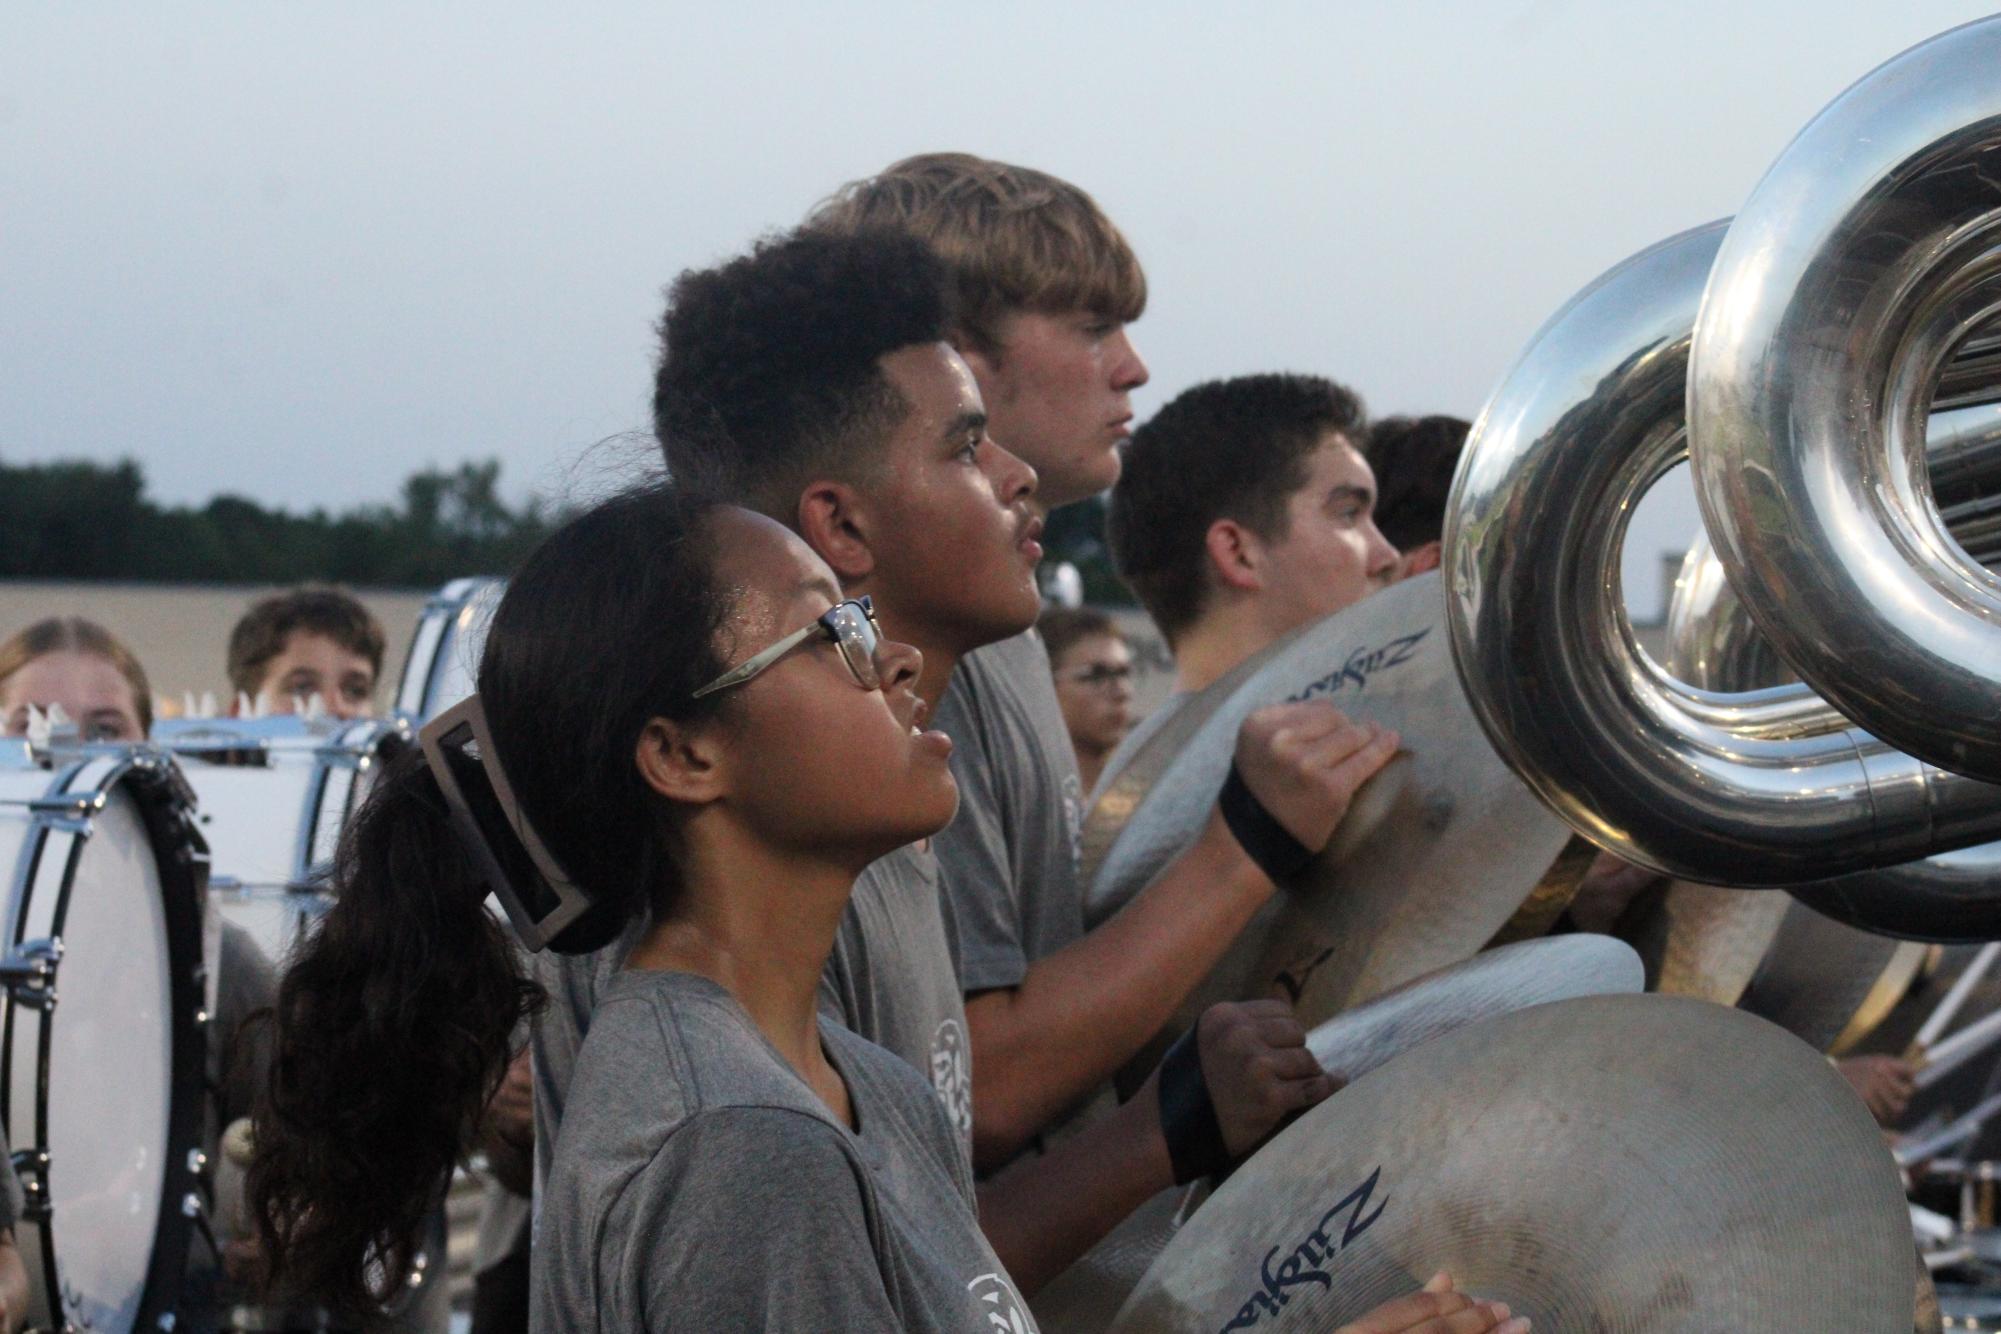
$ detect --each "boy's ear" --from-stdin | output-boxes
[635,717,728,805]
[1204,518,1264,593]
[1400,540,1443,579]
[797,481,877,584]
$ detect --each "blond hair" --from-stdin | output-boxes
[808,152,1147,351]
[0,617,154,734]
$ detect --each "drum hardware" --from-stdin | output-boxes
[1918,946,2001,1057]
[1916,1011,2001,1093]
[1899,1093,2001,1169]
[1111,995,1915,1331]
[0,939,62,1011]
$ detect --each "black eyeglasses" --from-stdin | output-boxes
[692,596,884,699]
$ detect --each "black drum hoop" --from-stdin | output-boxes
[1,752,208,1333]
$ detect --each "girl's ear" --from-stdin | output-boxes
[635,716,729,805]
[796,480,877,585]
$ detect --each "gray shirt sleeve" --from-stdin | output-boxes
[613,1109,902,1331]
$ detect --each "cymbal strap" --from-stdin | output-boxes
[1217,764,1313,882]
[1157,1027,1230,1185]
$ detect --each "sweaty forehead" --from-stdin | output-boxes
[708,508,841,634]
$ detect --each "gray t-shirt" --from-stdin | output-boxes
[818,842,973,1146]
[533,844,975,1188]
[533,970,1034,1333]
[932,629,1088,991]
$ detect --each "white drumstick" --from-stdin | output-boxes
[1912,942,2001,1055]
[1915,1005,2001,1090]
[1896,1090,2001,1166]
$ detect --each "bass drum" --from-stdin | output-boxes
[0,745,206,1332]
[394,579,503,723]
[158,716,413,971]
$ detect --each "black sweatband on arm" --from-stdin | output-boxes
[1158,1025,1231,1185]
[1218,761,1316,882]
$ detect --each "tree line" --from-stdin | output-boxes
[0,457,560,587]
[0,454,1133,599]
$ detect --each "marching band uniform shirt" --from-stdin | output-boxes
[931,630,1089,992]
[532,842,976,1190]
[817,841,974,1148]
[532,970,1035,1333]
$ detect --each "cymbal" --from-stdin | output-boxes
[1623,880,1791,1005]
[1083,573,1576,1028]
[1029,1188,1188,1333]
[1305,934,1643,1080]
[1035,937,1642,1330]
[1739,902,1928,1053]
[1110,995,1913,1332]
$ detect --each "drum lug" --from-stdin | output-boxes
[12,1147,49,1222]
[0,938,61,1010]
[28,790,102,833]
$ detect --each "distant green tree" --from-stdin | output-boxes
[0,456,561,587]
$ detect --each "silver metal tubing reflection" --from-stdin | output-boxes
[1445,221,2001,888]
[1667,536,2001,940]
[1688,16,2001,782]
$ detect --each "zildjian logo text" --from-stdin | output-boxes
[1285,630,1429,705]
[1219,1167,1388,1331]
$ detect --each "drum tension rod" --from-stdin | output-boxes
[11,1148,50,1223]
[0,938,62,1010]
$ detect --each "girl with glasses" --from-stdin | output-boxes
[246,484,1521,1334]
[247,486,1018,1329]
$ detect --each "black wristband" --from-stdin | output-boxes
[1158,1025,1231,1185]
[1219,761,1316,882]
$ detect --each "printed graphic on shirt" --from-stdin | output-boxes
[968,1270,1034,1333]
[1059,770,1084,878]
[930,1017,974,1142]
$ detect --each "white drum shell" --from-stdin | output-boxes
[395,578,502,723]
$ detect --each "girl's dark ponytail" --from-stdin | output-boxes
[245,483,734,1311]
[247,745,541,1312]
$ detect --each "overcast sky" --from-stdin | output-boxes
[4,3,1995,615]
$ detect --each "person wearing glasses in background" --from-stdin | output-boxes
[1037,606,1135,796]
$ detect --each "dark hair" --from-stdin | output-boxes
[249,485,736,1312]
[1364,415,1470,551]
[1037,605,1121,666]
[227,585,386,699]
[653,228,953,517]
[0,616,154,733]
[808,152,1147,354]
[1109,373,1365,646]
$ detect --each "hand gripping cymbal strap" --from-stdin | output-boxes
[1157,1026,1230,1185]
[1218,762,1315,882]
